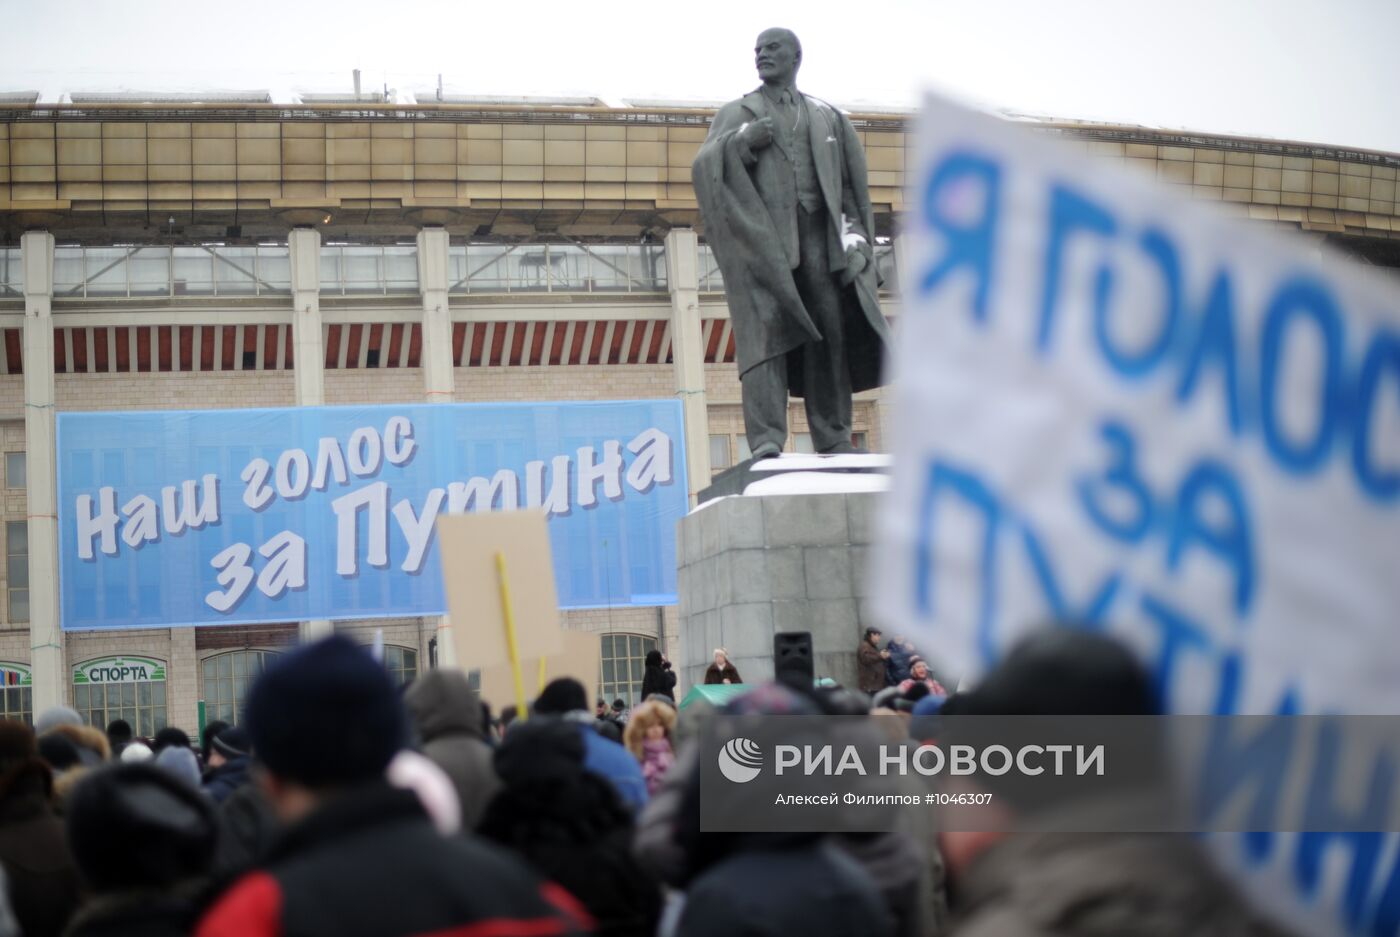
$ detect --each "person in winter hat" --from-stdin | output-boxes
[622,700,677,797]
[151,728,192,753]
[898,658,947,697]
[33,706,82,737]
[478,718,662,937]
[0,721,81,937]
[154,745,202,790]
[857,627,890,694]
[36,733,82,777]
[883,635,918,685]
[702,648,742,686]
[118,741,153,764]
[938,629,1294,937]
[196,636,586,937]
[64,762,217,937]
[667,684,895,937]
[104,721,133,759]
[534,678,648,811]
[199,721,229,767]
[200,726,252,805]
[640,650,676,702]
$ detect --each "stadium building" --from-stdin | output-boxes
[0,91,1396,734]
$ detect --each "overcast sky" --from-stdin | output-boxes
[2,0,1397,153]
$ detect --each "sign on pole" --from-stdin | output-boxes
[437,510,564,673]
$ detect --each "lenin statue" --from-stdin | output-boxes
[693,27,892,459]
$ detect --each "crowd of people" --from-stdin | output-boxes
[0,629,1295,937]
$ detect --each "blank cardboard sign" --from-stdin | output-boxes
[476,629,601,712]
[437,511,563,672]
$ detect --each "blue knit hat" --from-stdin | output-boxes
[246,635,405,787]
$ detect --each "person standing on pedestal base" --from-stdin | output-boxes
[694,27,892,458]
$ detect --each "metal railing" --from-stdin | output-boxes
[51,245,291,299]
[319,245,419,295]
[0,249,23,298]
[447,242,667,294]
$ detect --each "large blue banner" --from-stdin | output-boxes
[57,401,688,630]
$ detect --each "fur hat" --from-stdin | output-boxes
[245,635,404,788]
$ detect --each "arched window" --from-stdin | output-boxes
[201,650,281,726]
[383,645,419,688]
[599,633,658,708]
[72,657,167,737]
[0,663,31,725]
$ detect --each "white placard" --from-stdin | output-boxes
[872,93,1400,937]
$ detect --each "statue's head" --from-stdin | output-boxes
[755,28,801,86]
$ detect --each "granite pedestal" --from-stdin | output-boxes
[676,490,879,691]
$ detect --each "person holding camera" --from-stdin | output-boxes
[640,650,677,703]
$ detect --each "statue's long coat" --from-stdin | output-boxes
[693,88,892,395]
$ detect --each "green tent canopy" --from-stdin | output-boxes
[678,683,752,710]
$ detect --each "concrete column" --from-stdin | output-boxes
[289,228,326,407]
[416,227,457,666]
[289,228,333,642]
[20,231,64,713]
[417,227,454,402]
[664,229,711,504]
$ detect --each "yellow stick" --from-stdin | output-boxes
[538,655,547,693]
[495,551,528,722]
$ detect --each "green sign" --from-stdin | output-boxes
[73,656,166,685]
[0,663,31,687]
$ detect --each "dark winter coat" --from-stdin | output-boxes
[200,756,251,805]
[857,640,887,693]
[402,669,501,829]
[212,782,279,879]
[676,842,894,937]
[703,663,742,685]
[885,641,917,685]
[693,87,892,391]
[640,666,676,702]
[195,783,586,937]
[478,720,662,937]
[0,762,81,937]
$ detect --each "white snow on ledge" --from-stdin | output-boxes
[743,471,890,497]
[748,453,892,472]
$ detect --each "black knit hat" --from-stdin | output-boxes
[246,635,405,788]
[533,677,588,716]
[493,718,585,785]
[952,629,1159,717]
[211,725,250,760]
[66,763,215,891]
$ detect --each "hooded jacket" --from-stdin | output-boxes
[402,669,500,829]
